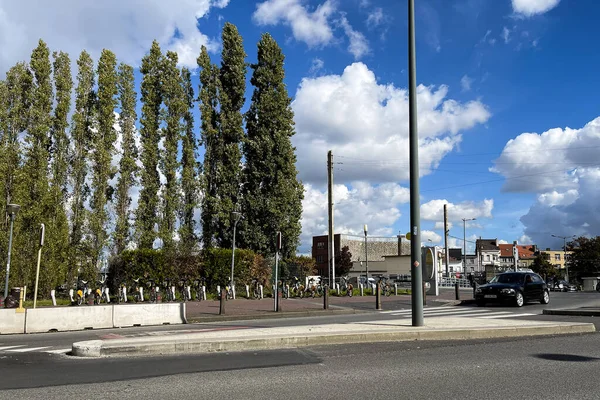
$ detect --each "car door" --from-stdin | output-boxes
[525,274,542,300]
[524,274,537,300]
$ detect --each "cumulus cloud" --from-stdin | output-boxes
[309,58,325,74]
[421,230,442,244]
[338,15,370,59]
[434,221,453,231]
[0,0,227,73]
[420,199,494,223]
[292,62,491,185]
[253,0,336,48]
[511,0,561,17]
[461,75,473,92]
[299,182,410,253]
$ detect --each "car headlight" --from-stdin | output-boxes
[500,288,515,294]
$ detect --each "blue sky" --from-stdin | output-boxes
[1,0,598,255]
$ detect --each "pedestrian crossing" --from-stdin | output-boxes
[379,306,536,320]
[0,345,70,354]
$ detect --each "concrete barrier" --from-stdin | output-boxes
[112,303,186,327]
[0,309,25,334]
[25,305,113,333]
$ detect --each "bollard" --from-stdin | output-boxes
[394,283,398,296]
[286,284,290,299]
[232,286,236,300]
[423,282,427,306]
[259,284,264,299]
[69,288,74,303]
[105,288,110,303]
[217,285,221,297]
[360,283,364,296]
[171,286,176,301]
[455,282,460,300]
[139,286,144,302]
[375,283,382,310]
[336,283,340,295]
[202,286,206,300]
[219,288,226,314]
[16,287,25,313]
[51,289,57,306]
[187,286,192,301]
[246,284,250,299]
[22,286,27,302]
[123,286,127,302]
[323,285,329,309]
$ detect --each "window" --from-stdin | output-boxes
[317,242,325,249]
[486,255,490,261]
[532,274,544,283]
[555,254,561,261]
[316,255,325,263]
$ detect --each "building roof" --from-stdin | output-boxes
[476,239,499,251]
[498,244,536,259]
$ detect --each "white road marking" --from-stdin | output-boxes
[45,348,71,354]
[478,313,535,319]
[0,345,25,351]
[7,346,50,353]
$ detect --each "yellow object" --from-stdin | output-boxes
[96,289,101,295]
[405,232,411,240]
[77,290,83,297]
[16,286,25,313]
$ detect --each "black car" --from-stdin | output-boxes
[475,272,550,307]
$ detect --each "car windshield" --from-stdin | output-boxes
[490,273,524,284]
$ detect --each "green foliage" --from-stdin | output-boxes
[241,33,304,259]
[568,236,600,282]
[68,50,95,285]
[202,247,255,288]
[335,246,353,277]
[90,49,118,270]
[136,40,163,249]
[114,63,138,254]
[215,22,246,249]
[284,255,316,280]
[531,252,556,279]
[197,46,220,249]
[179,67,198,251]
[159,51,185,251]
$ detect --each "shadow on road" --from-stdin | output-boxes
[534,353,600,362]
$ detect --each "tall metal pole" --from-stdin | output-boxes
[4,213,15,300]
[463,219,467,276]
[408,0,423,327]
[444,204,450,277]
[327,150,335,288]
[364,225,368,282]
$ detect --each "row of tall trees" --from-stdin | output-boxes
[0,22,304,295]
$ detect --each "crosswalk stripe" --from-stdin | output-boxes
[0,345,25,351]
[45,348,71,354]
[389,309,491,316]
[456,311,512,317]
[7,346,50,353]
[379,306,452,314]
[478,313,535,319]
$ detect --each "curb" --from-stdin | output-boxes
[187,309,364,323]
[72,322,596,358]
[543,309,600,317]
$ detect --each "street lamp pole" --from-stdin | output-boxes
[462,218,476,277]
[230,211,242,291]
[364,225,368,282]
[552,234,575,281]
[4,204,20,300]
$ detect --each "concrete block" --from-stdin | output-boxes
[25,306,113,333]
[112,303,186,327]
[0,309,25,334]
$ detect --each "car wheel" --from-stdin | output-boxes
[541,290,550,304]
[515,291,524,307]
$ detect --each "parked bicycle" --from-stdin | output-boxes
[132,278,143,302]
[179,279,191,302]
[94,277,109,304]
[251,278,261,299]
[76,280,89,306]
[148,279,158,303]
[340,277,353,297]
[163,279,175,302]
[378,276,392,297]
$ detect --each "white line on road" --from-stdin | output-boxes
[7,346,50,353]
[478,313,535,319]
[45,348,71,354]
[379,306,452,314]
[389,309,492,316]
[0,346,25,351]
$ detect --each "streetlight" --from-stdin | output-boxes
[551,234,575,281]
[4,203,20,300]
[230,211,242,292]
[462,218,476,277]
[363,224,368,282]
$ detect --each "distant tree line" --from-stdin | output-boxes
[0,23,304,295]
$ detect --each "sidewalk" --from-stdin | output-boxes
[72,316,595,357]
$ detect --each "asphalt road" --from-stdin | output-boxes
[2,332,600,399]
[1,291,599,354]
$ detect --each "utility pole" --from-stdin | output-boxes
[364,225,369,281]
[552,234,574,281]
[513,240,518,272]
[327,150,335,288]
[408,0,423,327]
[462,218,476,276]
[444,204,450,277]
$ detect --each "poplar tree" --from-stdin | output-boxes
[136,40,163,249]
[89,49,118,273]
[197,46,220,249]
[216,22,246,249]
[14,39,53,286]
[178,67,198,250]
[242,34,304,259]
[69,50,95,284]
[46,50,72,289]
[114,63,138,255]
[159,51,184,251]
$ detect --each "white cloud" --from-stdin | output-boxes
[309,57,325,74]
[511,0,561,17]
[502,26,511,43]
[537,189,578,207]
[461,75,473,92]
[433,221,453,231]
[366,8,384,28]
[421,230,442,244]
[292,62,491,184]
[0,0,228,73]
[421,199,494,222]
[338,15,370,59]
[518,234,533,244]
[253,0,336,48]
[497,239,509,245]
[299,182,410,253]
[490,117,600,192]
